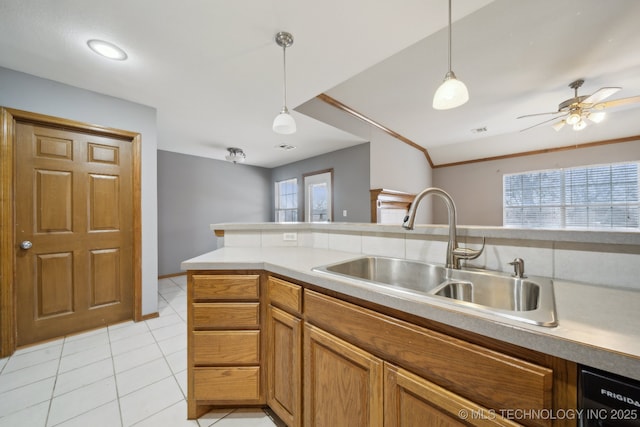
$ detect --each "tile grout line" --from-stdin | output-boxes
[107,317,126,427]
[122,287,188,425]
[149,289,188,400]
[43,336,65,427]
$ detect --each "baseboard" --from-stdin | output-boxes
[140,312,159,321]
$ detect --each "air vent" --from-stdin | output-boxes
[275,143,296,151]
[471,126,487,134]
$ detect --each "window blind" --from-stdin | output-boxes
[503,162,639,229]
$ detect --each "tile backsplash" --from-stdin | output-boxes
[220,226,640,291]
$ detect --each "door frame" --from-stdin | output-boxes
[0,107,143,357]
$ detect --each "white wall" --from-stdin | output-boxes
[296,96,433,224]
[369,128,432,223]
[0,67,159,316]
[433,138,640,225]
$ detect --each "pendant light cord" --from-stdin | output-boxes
[282,44,288,111]
[447,0,452,73]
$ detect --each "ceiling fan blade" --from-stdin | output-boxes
[581,87,621,105]
[517,111,563,119]
[594,95,640,110]
[519,114,566,132]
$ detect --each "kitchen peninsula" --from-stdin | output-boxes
[182,222,640,426]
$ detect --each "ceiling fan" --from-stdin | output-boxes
[517,79,640,132]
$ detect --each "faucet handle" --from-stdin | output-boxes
[452,237,485,261]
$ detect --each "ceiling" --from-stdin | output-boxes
[1,0,639,168]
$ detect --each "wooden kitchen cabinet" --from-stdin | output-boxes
[186,272,575,426]
[266,277,303,427]
[304,323,383,427]
[187,273,263,419]
[304,289,556,427]
[384,363,522,427]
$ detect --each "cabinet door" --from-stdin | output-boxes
[304,323,383,427]
[267,306,302,427]
[384,364,522,427]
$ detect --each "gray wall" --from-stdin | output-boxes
[0,66,159,316]
[157,150,271,275]
[432,139,640,225]
[271,143,371,222]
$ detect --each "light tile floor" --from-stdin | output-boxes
[0,276,281,427]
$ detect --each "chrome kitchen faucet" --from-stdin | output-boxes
[403,187,484,269]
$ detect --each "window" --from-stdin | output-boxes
[275,178,298,222]
[504,162,639,229]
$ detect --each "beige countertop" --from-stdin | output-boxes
[182,246,640,381]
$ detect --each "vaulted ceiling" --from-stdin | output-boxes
[1,0,639,168]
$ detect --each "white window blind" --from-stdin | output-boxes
[504,162,639,229]
[275,178,298,222]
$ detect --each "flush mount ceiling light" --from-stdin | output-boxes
[225,147,246,164]
[273,31,296,134]
[432,0,469,110]
[87,39,128,61]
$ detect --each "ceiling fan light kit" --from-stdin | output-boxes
[573,119,587,131]
[518,78,639,132]
[552,120,566,132]
[433,0,469,110]
[273,31,296,134]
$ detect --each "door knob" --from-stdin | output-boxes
[20,240,33,250]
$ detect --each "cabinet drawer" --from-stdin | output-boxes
[194,367,261,401]
[193,331,260,365]
[192,274,259,300]
[268,276,302,315]
[193,303,260,328]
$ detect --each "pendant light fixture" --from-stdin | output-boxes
[273,31,296,134]
[432,0,469,110]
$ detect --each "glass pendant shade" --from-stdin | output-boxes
[433,71,469,110]
[432,0,469,110]
[273,108,296,134]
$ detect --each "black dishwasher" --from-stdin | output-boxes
[579,365,640,427]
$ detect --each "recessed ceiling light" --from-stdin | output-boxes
[87,39,128,61]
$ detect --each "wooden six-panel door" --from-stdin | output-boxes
[15,122,134,346]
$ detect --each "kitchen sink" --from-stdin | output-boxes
[432,274,540,312]
[314,255,447,294]
[313,256,557,327]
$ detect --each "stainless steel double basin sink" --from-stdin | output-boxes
[313,256,557,327]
